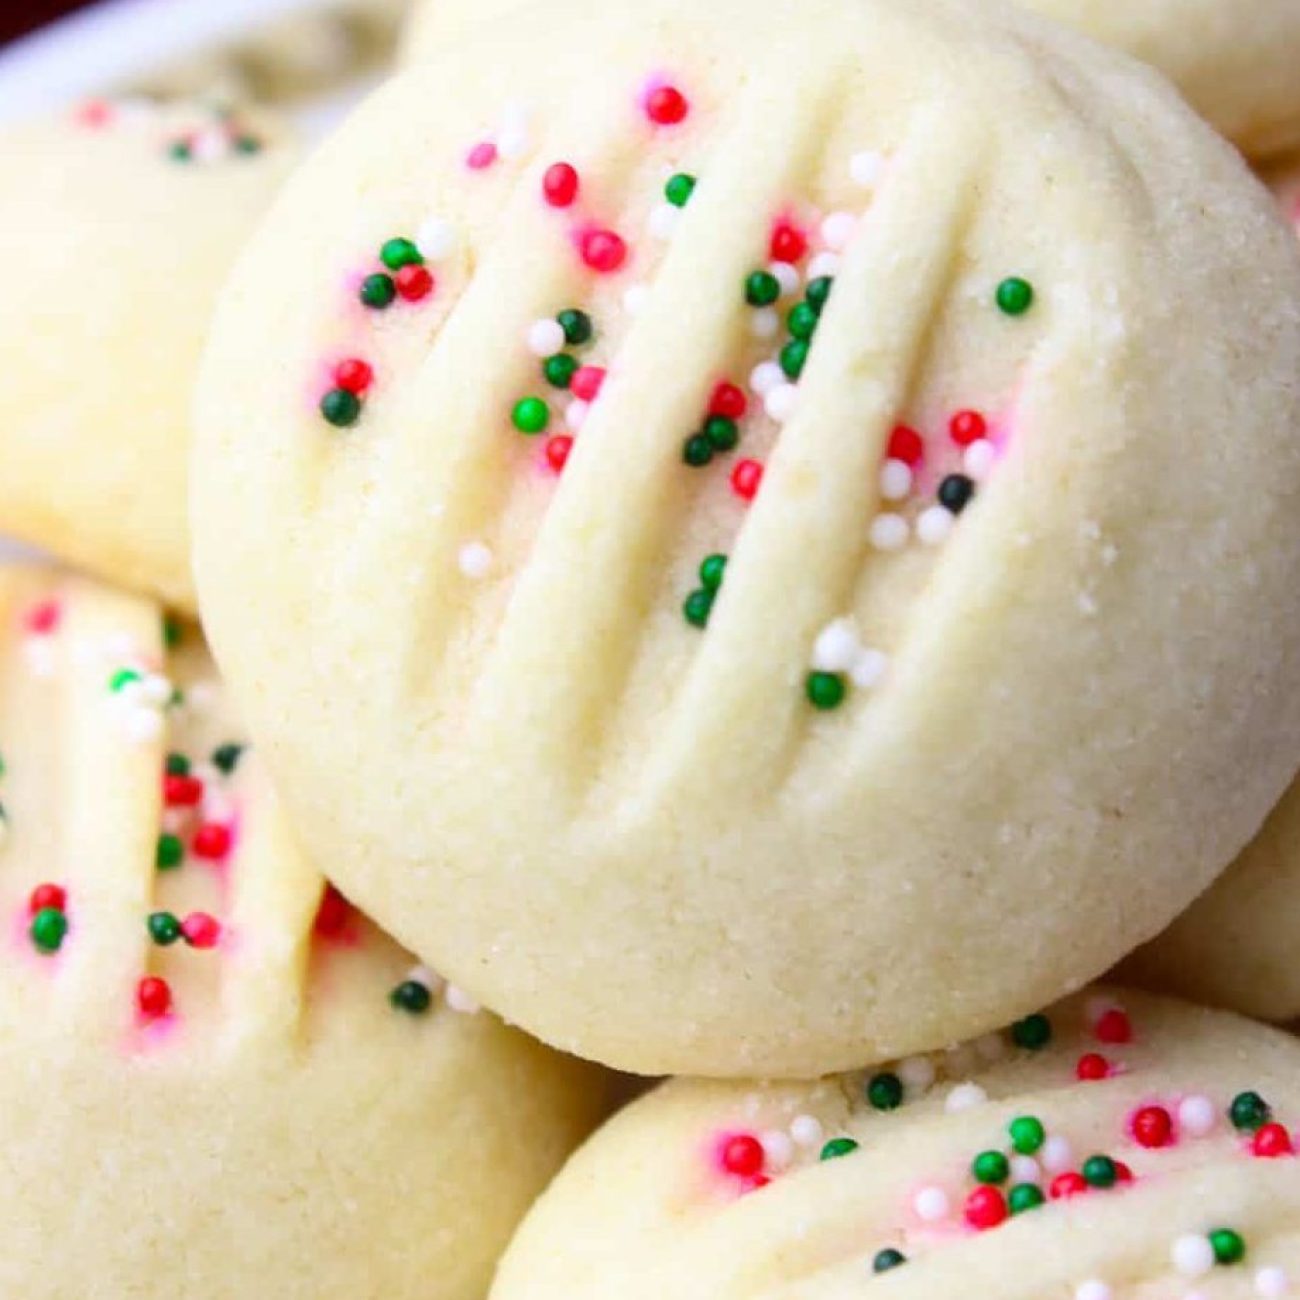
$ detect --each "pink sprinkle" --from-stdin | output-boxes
[466,140,498,170]
[542,161,579,208]
[580,228,628,274]
[76,99,113,129]
[24,600,60,636]
[181,912,222,949]
[570,366,606,402]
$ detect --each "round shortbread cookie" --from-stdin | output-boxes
[494,989,1300,1299]
[0,565,608,1298]
[193,0,1300,1077]
[0,100,299,612]
[402,0,1300,158]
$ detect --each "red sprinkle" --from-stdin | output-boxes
[1253,1123,1295,1158]
[545,435,574,473]
[769,221,808,265]
[191,823,231,861]
[580,229,628,274]
[887,424,924,466]
[181,912,222,949]
[949,410,987,446]
[466,141,497,170]
[542,161,579,208]
[334,358,373,394]
[709,381,748,421]
[24,600,60,635]
[76,100,113,128]
[163,773,204,808]
[1049,1173,1087,1200]
[137,976,172,1020]
[1076,1053,1110,1081]
[1114,1160,1134,1183]
[28,883,66,915]
[731,459,763,501]
[1131,1105,1174,1149]
[645,85,689,126]
[1094,1009,1133,1045]
[964,1186,1008,1231]
[570,366,606,402]
[396,265,434,303]
[314,885,352,938]
[720,1134,765,1178]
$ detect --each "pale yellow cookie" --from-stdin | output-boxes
[0,565,608,1299]
[0,101,299,612]
[193,0,1300,1077]
[495,989,1300,1300]
[403,0,1300,158]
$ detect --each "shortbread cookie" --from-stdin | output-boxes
[0,565,607,1298]
[404,0,1300,157]
[0,101,299,611]
[495,989,1300,1299]
[193,0,1300,1076]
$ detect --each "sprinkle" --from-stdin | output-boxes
[790,1115,824,1147]
[543,354,578,388]
[879,459,913,500]
[567,399,591,430]
[850,649,889,690]
[396,265,434,302]
[466,140,498,170]
[916,506,954,546]
[996,276,1034,316]
[649,203,681,240]
[945,1082,988,1114]
[1075,1283,1113,1300]
[1008,1183,1045,1214]
[732,460,763,500]
[770,261,802,297]
[820,212,857,251]
[764,384,799,423]
[873,1249,906,1273]
[1132,1105,1174,1149]
[445,984,480,1014]
[913,1186,950,1223]
[1210,1230,1247,1266]
[1094,1008,1132,1044]
[744,270,781,307]
[1081,1154,1118,1189]
[527,319,567,356]
[683,436,714,469]
[645,85,689,126]
[147,912,182,946]
[820,1136,859,1160]
[812,619,860,674]
[1009,1156,1041,1185]
[709,381,747,421]
[580,229,628,274]
[806,672,846,711]
[124,709,163,744]
[571,366,606,403]
[1008,1115,1046,1154]
[156,834,183,870]
[850,150,885,188]
[750,361,784,396]
[897,1055,936,1093]
[359,274,396,309]
[181,912,221,948]
[938,474,976,514]
[557,308,593,346]
[779,338,809,379]
[29,883,65,915]
[25,600,60,635]
[1050,1172,1087,1199]
[1178,1095,1217,1138]
[866,1072,904,1111]
[1040,1135,1074,1174]
[458,542,493,579]
[972,1150,1010,1184]
[30,907,68,954]
[191,823,232,861]
[964,1186,1008,1230]
[1256,1267,1290,1296]
[1230,1092,1271,1133]
[545,435,573,472]
[1252,1123,1294,1158]
[721,1134,765,1177]
[760,1130,794,1171]
[749,308,780,341]
[390,979,432,1014]
[887,425,924,467]
[807,251,840,279]
[512,396,550,434]
[950,409,987,446]
[380,237,423,270]
[699,554,728,591]
[869,514,909,552]
[769,220,807,264]
[415,217,458,260]
[334,358,373,395]
[665,173,696,207]
[137,976,173,1021]
[964,440,996,480]
[683,589,715,628]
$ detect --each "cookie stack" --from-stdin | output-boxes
[3,0,1300,1294]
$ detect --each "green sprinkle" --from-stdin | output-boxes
[744,270,780,307]
[806,672,846,711]
[156,833,184,870]
[234,135,263,155]
[805,276,833,312]
[995,276,1034,316]
[359,273,396,309]
[866,1072,904,1112]
[320,389,361,428]
[380,237,423,270]
[390,980,432,1014]
[872,1249,906,1273]
[165,753,190,777]
[704,415,738,452]
[1209,1228,1246,1266]
[147,912,182,946]
[30,907,67,954]
[699,554,727,591]
[780,339,809,380]
[168,140,193,162]
[162,612,183,649]
[543,354,579,389]
[787,301,819,340]
[683,589,714,628]
[819,1137,858,1161]
[212,743,245,775]
[109,668,141,693]
[1007,1183,1045,1215]
[1011,1014,1052,1050]
[557,308,592,346]
[511,396,550,435]
[972,1150,1010,1184]
[1008,1115,1045,1155]
[1229,1091,1271,1132]
[682,434,714,467]
[1081,1154,1117,1189]
[665,173,696,207]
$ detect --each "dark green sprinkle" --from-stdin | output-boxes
[819,1137,858,1161]
[1011,1014,1052,1050]
[30,907,68,954]
[683,434,714,467]
[212,743,245,776]
[938,474,975,514]
[390,980,432,1014]
[359,273,396,309]
[665,173,696,207]
[165,753,191,777]
[683,589,714,628]
[872,1249,906,1273]
[805,276,833,312]
[156,833,184,870]
[972,1150,1010,1184]
[380,237,423,270]
[147,912,182,946]
[787,301,819,340]
[995,276,1034,316]
[780,339,809,380]
[557,308,592,346]
[320,389,361,428]
[806,672,846,711]
[162,612,183,649]
[543,354,579,389]
[1081,1155,1117,1189]
[744,270,780,307]
[866,1072,904,1112]
[168,140,193,162]
[1229,1091,1271,1132]
[234,135,263,155]
[704,415,738,452]
[1008,1183,1045,1215]
[698,554,727,591]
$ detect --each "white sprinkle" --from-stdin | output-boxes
[1075,1282,1113,1300]
[648,202,681,240]
[850,648,889,691]
[963,440,996,481]
[526,318,565,357]
[760,1130,795,1171]
[161,808,188,835]
[790,1114,823,1148]
[1040,1135,1074,1174]
[1178,1095,1217,1138]
[944,1082,987,1114]
[623,285,650,315]
[769,261,801,297]
[185,681,218,715]
[103,632,135,659]
[495,102,531,159]
[191,128,228,163]
[974,1033,1006,1064]
[202,788,235,825]
[916,505,954,546]
[1256,1266,1290,1297]
[415,216,457,261]
[811,618,860,673]
[749,307,780,340]
[913,1186,950,1222]
[1172,1235,1215,1279]
[445,984,480,1014]
[124,707,163,744]
[850,149,886,189]
[750,361,784,397]
[807,251,840,280]
[869,513,909,552]
[140,673,173,707]
[897,1055,936,1094]
[567,398,590,430]
[407,964,445,994]
[820,211,857,251]
[879,459,913,500]
[457,542,493,579]
[764,383,799,423]
[23,639,56,679]
[1009,1155,1041,1185]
